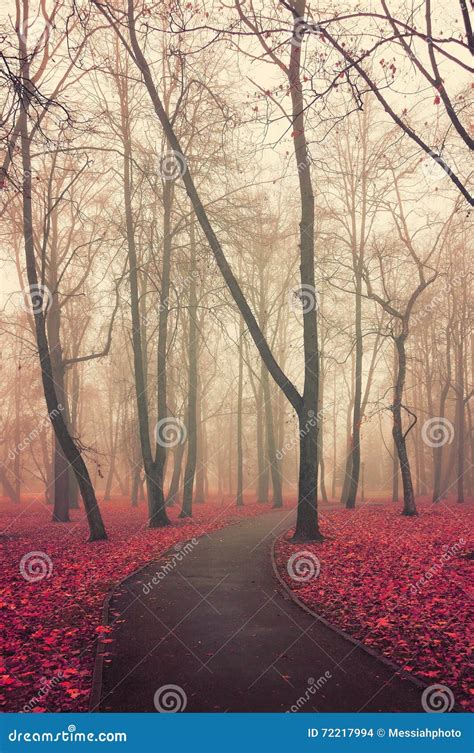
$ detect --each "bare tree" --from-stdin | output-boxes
[363,173,457,514]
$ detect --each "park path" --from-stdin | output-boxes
[92,507,423,712]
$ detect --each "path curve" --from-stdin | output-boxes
[91,508,424,712]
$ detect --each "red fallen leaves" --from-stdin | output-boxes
[0,495,270,713]
[275,500,473,711]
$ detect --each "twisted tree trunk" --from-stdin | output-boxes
[392,336,417,516]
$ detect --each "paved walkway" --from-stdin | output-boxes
[93,508,423,712]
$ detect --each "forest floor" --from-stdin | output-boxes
[274,499,473,711]
[0,495,274,712]
[2,496,472,713]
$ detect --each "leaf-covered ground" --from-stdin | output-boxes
[274,500,473,711]
[0,495,271,712]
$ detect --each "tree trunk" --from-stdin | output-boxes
[440,438,457,500]
[467,398,474,499]
[262,364,283,508]
[346,283,363,508]
[52,435,70,522]
[392,447,399,503]
[0,467,20,504]
[68,467,80,509]
[217,447,224,499]
[331,374,337,500]
[227,406,233,496]
[432,385,450,503]
[256,369,268,502]
[392,336,417,516]
[13,357,21,502]
[318,363,328,503]
[194,386,206,503]
[288,4,321,539]
[151,178,173,527]
[47,250,70,523]
[119,72,168,528]
[67,365,80,509]
[255,264,269,503]
[417,420,427,496]
[39,426,53,504]
[104,417,120,500]
[294,407,323,541]
[341,355,355,505]
[145,467,168,526]
[455,332,465,503]
[391,345,400,502]
[180,219,198,518]
[131,465,140,507]
[167,443,185,507]
[236,317,244,507]
[319,453,328,503]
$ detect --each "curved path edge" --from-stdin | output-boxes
[271,529,430,693]
[89,534,205,711]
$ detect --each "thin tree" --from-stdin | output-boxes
[363,176,457,515]
[180,217,199,517]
